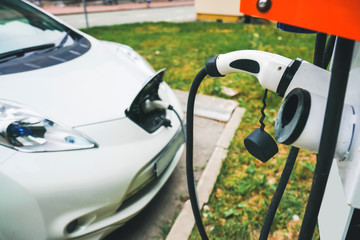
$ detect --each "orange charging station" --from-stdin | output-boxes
[189,1,360,239]
[240,0,360,41]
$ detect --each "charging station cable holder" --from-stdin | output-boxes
[275,88,356,160]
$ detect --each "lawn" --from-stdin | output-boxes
[82,21,318,239]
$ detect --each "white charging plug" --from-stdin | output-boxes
[142,99,170,113]
[206,50,331,98]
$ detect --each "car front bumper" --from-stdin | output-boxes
[0,109,184,240]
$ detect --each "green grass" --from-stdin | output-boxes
[82,21,318,239]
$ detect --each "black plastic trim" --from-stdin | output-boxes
[276,58,303,97]
[229,59,260,74]
[205,55,224,77]
[275,88,311,145]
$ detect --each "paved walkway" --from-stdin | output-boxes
[42,0,194,15]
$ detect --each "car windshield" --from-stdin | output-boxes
[0,0,74,56]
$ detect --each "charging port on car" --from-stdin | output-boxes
[126,69,170,133]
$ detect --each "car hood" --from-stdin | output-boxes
[0,37,156,127]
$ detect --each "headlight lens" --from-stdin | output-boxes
[0,100,97,152]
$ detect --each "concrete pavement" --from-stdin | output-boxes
[42,1,194,15]
[41,1,195,28]
[56,5,195,28]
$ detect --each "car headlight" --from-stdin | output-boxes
[0,100,97,152]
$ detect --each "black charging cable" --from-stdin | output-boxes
[187,67,298,240]
[169,105,187,142]
[186,67,209,240]
[259,146,299,239]
[186,67,301,240]
[258,87,300,239]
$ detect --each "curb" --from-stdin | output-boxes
[173,89,239,122]
[166,107,245,240]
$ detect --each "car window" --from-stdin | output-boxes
[0,0,91,75]
[0,0,74,55]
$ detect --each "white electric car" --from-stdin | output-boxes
[0,1,184,239]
